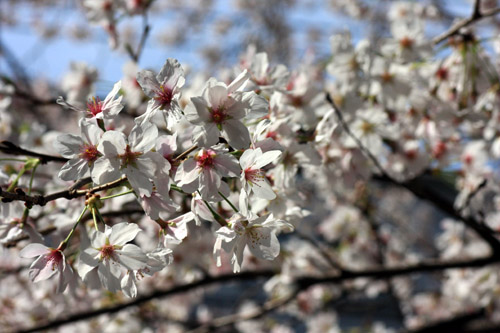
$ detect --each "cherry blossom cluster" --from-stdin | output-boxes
[3,0,500,331]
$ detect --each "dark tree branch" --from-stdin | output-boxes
[17,254,500,333]
[433,2,500,44]
[0,176,127,206]
[325,94,500,256]
[187,289,299,333]
[16,270,276,333]
[0,141,68,164]
[408,308,486,333]
[125,13,151,63]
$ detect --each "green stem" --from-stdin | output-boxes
[20,207,30,228]
[0,158,27,163]
[91,207,99,231]
[94,207,106,224]
[61,206,88,247]
[7,167,27,192]
[27,160,40,196]
[100,189,135,200]
[198,191,226,227]
[219,191,239,213]
[171,184,187,194]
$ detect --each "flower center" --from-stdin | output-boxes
[47,249,63,270]
[435,67,449,81]
[380,71,393,83]
[210,106,228,125]
[195,150,216,169]
[118,145,142,168]
[399,36,414,49]
[360,121,375,134]
[154,85,173,107]
[99,244,116,261]
[79,144,101,163]
[87,97,103,117]
[244,168,264,184]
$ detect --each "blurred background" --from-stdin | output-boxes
[0,0,477,91]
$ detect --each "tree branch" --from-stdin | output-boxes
[1,176,127,206]
[325,94,500,256]
[187,290,299,333]
[0,141,68,164]
[17,253,500,333]
[433,2,500,44]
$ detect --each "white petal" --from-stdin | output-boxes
[20,243,48,258]
[192,123,220,148]
[137,70,160,98]
[54,134,83,158]
[246,229,280,260]
[109,223,141,246]
[117,244,149,270]
[222,119,251,149]
[129,122,158,153]
[254,150,282,169]
[207,84,229,108]
[227,69,249,94]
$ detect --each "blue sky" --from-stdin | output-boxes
[0,0,474,94]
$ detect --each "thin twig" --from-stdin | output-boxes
[174,145,198,162]
[433,2,500,44]
[126,13,151,63]
[326,93,393,180]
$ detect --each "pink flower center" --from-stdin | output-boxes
[288,95,303,107]
[100,244,116,261]
[119,145,142,168]
[435,67,449,81]
[399,36,414,49]
[463,154,473,166]
[433,141,447,159]
[47,249,63,270]
[195,150,216,169]
[405,149,417,160]
[154,85,173,107]
[87,97,104,117]
[79,144,100,163]
[210,106,228,125]
[244,168,264,184]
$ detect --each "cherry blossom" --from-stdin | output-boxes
[20,243,75,293]
[175,144,240,200]
[54,118,104,181]
[77,222,149,293]
[92,122,163,196]
[214,212,293,273]
[57,80,123,120]
[184,70,268,149]
[136,58,185,129]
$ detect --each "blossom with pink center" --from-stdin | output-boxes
[54,118,104,181]
[238,148,282,213]
[240,148,281,199]
[136,58,185,129]
[185,70,268,149]
[20,243,75,293]
[92,122,167,196]
[214,212,293,273]
[174,145,240,200]
[57,80,123,120]
[77,222,149,293]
